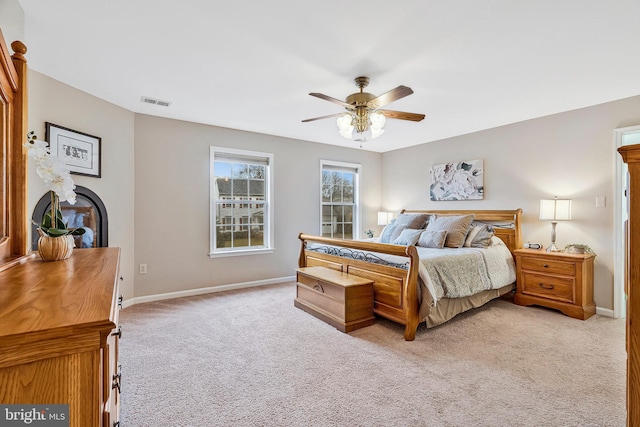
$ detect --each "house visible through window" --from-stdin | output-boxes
[321,161,360,239]
[210,147,274,256]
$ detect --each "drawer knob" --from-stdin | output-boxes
[313,284,324,293]
[542,264,549,268]
[539,283,554,290]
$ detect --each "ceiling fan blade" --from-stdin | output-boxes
[378,109,425,122]
[302,112,346,123]
[368,86,414,109]
[309,92,353,109]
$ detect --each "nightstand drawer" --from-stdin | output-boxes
[521,273,574,303]
[520,257,575,276]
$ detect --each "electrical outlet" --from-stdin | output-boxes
[139,264,147,274]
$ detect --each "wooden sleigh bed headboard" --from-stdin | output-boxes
[399,209,522,255]
[298,208,523,341]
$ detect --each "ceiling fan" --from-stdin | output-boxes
[302,76,425,141]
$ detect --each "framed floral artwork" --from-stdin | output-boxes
[46,122,101,178]
[430,159,484,201]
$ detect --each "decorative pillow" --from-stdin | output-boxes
[417,230,448,249]
[393,213,430,230]
[379,219,397,243]
[463,225,482,247]
[388,224,409,243]
[469,225,494,248]
[392,228,422,246]
[425,214,474,248]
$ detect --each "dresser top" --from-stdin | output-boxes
[0,247,121,340]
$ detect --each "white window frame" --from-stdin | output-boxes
[320,160,361,239]
[210,146,274,257]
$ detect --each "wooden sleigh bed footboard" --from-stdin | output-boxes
[298,209,523,341]
[298,233,422,340]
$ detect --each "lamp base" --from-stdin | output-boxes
[546,243,561,252]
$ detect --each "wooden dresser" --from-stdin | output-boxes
[513,248,595,320]
[0,247,122,427]
[618,144,640,426]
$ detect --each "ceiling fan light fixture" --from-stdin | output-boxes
[370,111,386,139]
[337,113,354,139]
[304,76,424,144]
[371,126,385,139]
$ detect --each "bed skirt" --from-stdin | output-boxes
[423,283,515,328]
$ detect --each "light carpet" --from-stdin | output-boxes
[119,282,626,426]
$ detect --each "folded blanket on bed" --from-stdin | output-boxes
[419,249,491,299]
[417,236,516,304]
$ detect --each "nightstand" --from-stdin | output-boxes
[513,248,595,320]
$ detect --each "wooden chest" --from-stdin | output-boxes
[294,266,375,332]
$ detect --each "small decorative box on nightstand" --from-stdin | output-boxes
[294,266,375,332]
[513,248,595,320]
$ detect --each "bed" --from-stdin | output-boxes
[298,209,523,340]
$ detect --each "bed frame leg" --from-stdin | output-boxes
[404,322,418,341]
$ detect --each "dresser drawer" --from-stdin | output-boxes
[521,273,574,303]
[520,257,575,276]
[297,273,345,301]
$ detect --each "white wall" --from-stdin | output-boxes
[382,95,640,310]
[0,0,24,44]
[28,70,136,300]
[133,114,382,297]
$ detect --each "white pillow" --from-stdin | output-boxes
[392,228,422,246]
[425,214,474,248]
[417,230,448,249]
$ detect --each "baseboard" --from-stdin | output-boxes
[122,275,295,308]
[596,306,614,318]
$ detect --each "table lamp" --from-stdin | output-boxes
[539,197,572,252]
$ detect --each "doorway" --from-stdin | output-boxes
[614,125,640,318]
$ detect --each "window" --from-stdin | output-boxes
[321,161,360,239]
[210,147,274,257]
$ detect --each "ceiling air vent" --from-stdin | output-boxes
[140,96,172,107]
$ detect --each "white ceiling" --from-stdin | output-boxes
[17,0,640,153]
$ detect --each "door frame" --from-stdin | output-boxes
[614,125,640,318]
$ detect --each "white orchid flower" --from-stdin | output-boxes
[27,132,81,239]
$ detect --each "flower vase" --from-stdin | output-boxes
[37,230,74,261]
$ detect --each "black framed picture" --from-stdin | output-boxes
[45,122,101,178]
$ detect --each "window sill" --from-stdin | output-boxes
[209,248,275,258]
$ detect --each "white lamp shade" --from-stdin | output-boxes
[336,114,354,139]
[540,198,572,221]
[377,211,392,225]
[370,112,386,139]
